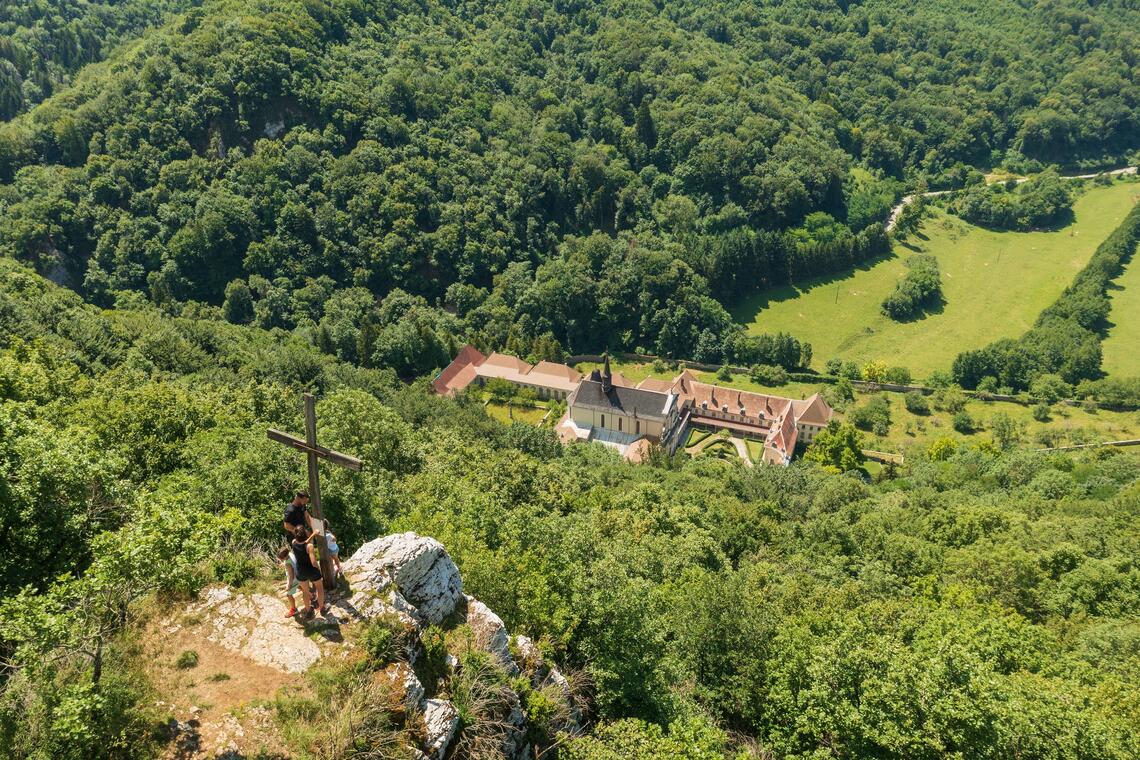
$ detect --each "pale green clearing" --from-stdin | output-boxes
[1101,240,1140,378]
[484,402,547,425]
[732,180,1140,378]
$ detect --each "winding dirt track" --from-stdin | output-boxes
[885,165,1138,232]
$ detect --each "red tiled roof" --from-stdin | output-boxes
[527,361,582,392]
[448,363,478,393]
[637,377,673,393]
[792,393,833,426]
[475,352,534,383]
[609,371,635,388]
[433,344,487,395]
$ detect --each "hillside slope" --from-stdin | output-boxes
[3,259,1140,758]
[736,180,1140,375]
[0,0,1137,367]
[0,0,194,119]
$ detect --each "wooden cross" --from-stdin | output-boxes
[267,393,363,587]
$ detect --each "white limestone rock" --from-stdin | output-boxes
[513,634,581,729]
[501,687,528,760]
[464,595,517,674]
[378,662,425,713]
[343,532,463,625]
[191,587,323,673]
[422,699,460,759]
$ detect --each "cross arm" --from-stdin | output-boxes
[266,429,364,471]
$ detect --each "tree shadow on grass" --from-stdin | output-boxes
[885,292,948,323]
[730,248,903,323]
[970,207,1077,234]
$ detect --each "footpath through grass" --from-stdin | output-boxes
[1102,235,1140,377]
[732,180,1140,378]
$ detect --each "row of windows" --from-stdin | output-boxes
[600,414,641,436]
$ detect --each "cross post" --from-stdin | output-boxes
[267,393,363,589]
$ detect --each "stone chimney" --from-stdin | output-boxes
[602,355,613,393]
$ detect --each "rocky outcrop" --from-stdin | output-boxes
[514,634,582,730]
[342,532,464,625]
[189,532,579,760]
[422,699,460,759]
[190,587,326,673]
[463,595,517,674]
[376,662,424,715]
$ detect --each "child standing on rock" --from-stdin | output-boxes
[278,546,300,618]
[325,523,343,582]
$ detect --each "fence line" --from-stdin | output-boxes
[1034,439,1140,453]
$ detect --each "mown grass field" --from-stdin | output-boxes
[866,392,1140,455]
[1101,246,1140,377]
[732,179,1140,378]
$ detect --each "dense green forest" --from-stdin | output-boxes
[0,0,1137,365]
[0,0,195,119]
[2,257,1140,758]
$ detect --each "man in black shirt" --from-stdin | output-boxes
[283,491,312,536]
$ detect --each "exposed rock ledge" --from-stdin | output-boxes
[192,531,579,759]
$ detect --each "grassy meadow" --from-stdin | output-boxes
[1102,245,1140,377]
[732,179,1140,378]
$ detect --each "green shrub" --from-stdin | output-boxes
[848,396,890,433]
[1031,402,1051,422]
[1030,374,1072,403]
[885,366,912,385]
[360,614,409,669]
[175,650,199,669]
[904,391,930,415]
[414,626,452,696]
[749,363,789,386]
[953,410,975,433]
[210,552,263,588]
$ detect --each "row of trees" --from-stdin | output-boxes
[953,203,1140,390]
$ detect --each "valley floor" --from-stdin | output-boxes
[732,179,1140,377]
